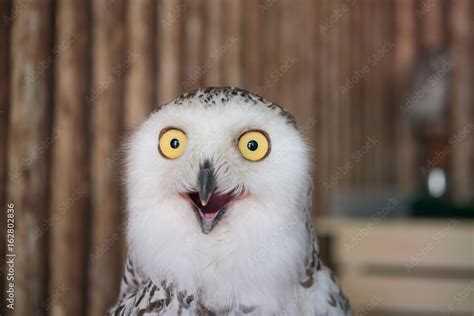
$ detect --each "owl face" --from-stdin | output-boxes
[126,88,310,237]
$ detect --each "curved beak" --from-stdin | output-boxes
[197,160,216,207]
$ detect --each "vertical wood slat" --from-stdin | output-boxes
[182,0,204,91]
[448,0,472,202]
[326,0,337,211]
[362,0,381,184]
[472,3,474,189]
[382,0,396,185]
[317,0,330,213]
[278,0,298,115]
[394,0,417,193]
[124,0,156,130]
[312,0,323,216]
[0,0,11,314]
[340,0,351,187]
[321,0,333,196]
[370,0,385,185]
[349,0,363,187]
[259,0,281,102]
[359,0,371,188]
[157,0,184,105]
[7,0,54,314]
[222,0,242,86]
[327,0,341,196]
[345,0,355,187]
[88,0,126,315]
[363,0,374,185]
[356,0,367,187]
[297,0,318,215]
[241,0,261,91]
[420,0,445,50]
[381,0,395,185]
[49,1,90,315]
[338,0,351,189]
[203,0,223,86]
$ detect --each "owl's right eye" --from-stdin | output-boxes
[158,128,187,159]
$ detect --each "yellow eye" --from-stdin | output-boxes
[238,130,270,161]
[158,128,187,159]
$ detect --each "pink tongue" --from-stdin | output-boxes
[203,213,215,219]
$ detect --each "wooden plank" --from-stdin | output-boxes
[342,273,474,314]
[470,5,474,193]
[348,0,363,188]
[124,0,156,130]
[7,0,54,314]
[157,0,184,103]
[356,0,367,187]
[383,0,397,185]
[87,0,126,314]
[360,0,371,188]
[365,0,375,185]
[182,0,204,91]
[317,0,330,214]
[203,0,223,86]
[319,217,474,313]
[327,0,339,207]
[295,0,318,216]
[293,0,320,132]
[258,0,281,102]
[394,0,417,193]
[370,0,385,185]
[372,0,382,185]
[313,0,323,216]
[241,0,261,91]
[448,0,472,202]
[222,0,242,87]
[338,0,351,188]
[326,219,474,269]
[49,1,90,315]
[0,0,11,314]
[419,0,445,49]
[278,0,298,115]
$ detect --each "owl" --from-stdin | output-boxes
[404,49,451,124]
[108,87,351,315]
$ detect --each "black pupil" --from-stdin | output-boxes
[170,138,180,149]
[247,140,258,151]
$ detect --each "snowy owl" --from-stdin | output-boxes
[108,87,351,315]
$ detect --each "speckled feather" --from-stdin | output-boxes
[155,87,297,128]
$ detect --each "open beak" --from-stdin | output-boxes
[188,161,234,234]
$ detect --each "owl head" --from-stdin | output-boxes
[126,87,311,296]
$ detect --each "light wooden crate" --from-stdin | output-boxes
[316,218,474,315]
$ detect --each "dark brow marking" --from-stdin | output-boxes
[155,87,297,127]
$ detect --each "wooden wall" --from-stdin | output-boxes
[0,0,473,315]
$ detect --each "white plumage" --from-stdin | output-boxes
[109,87,351,315]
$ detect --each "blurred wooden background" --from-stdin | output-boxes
[0,0,473,315]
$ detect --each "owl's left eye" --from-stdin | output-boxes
[158,128,187,159]
[238,130,270,161]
